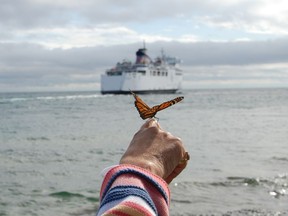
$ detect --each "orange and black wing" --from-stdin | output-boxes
[131,91,154,119]
[149,96,184,118]
[152,96,184,112]
[138,107,158,119]
[131,91,184,119]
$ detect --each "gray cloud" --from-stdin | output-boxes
[1,38,288,71]
[1,0,287,33]
[1,0,288,91]
[1,39,288,92]
[146,39,288,65]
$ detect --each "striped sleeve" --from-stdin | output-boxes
[97,164,170,216]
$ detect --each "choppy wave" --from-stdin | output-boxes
[0,92,112,103]
[26,136,50,141]
[223,208,287,216]
[171,174,288,215]
[0,97,28,102]
[2,88,288,216]
[171,209,288,216]
[173,174,288,200]
[49,191,99,202]
[272,156,288,162]
[211,175,288,199]
[35,94,108,101]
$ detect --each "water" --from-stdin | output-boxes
[0,89,288,216]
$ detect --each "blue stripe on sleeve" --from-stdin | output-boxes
[101,168,169,205]
[100,185,157,214]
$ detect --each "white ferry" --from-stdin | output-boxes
[100,47,183,94]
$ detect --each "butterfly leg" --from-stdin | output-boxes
[153,116,159,122]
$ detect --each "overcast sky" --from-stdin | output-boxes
[1,0,288,92]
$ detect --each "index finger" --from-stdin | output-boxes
[140,118,160,130]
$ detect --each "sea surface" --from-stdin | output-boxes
[1,88,288,216]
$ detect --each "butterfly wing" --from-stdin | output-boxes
[138,108,158,119]
[151,96,184,113]
[131,91,184,120]
[131,91,153,119]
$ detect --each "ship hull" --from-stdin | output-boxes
[101,89,178,94]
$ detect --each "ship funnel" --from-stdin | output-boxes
[136,48,151,64]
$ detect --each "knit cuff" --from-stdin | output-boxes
[100,164,170,205]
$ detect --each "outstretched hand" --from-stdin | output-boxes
[120,119,188,184]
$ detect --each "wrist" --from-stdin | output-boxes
[120,157,164,178]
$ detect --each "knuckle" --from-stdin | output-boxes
[147,125,160,134]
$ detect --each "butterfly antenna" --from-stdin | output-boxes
[129,89,136,98]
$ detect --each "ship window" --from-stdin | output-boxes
[107,71,122,76]
[137,70,146,75]
[157,71,160,76]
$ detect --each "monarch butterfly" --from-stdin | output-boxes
[131,91,184,119]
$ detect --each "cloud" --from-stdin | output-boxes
[182,63,288,89]
[2,0,288,35]
[3,26,141,49]
[151,39,288,66]
[1,39,288,92]
[1,0,288,53]
[1,0,288,92]
[179,0,288,35]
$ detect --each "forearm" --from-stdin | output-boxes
[97,164,170,216]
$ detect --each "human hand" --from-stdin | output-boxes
[120,119,189,184]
